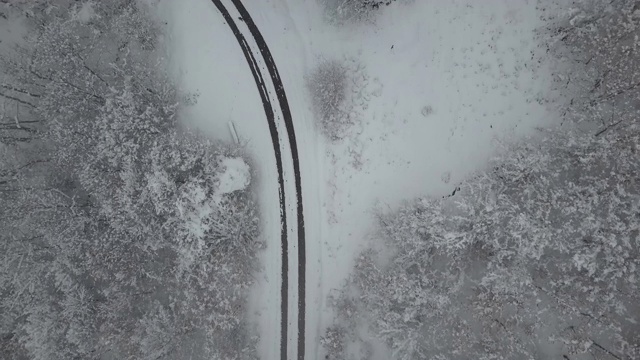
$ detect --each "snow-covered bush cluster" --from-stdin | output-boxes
[0,1,259,359]
[322,1,640,359]
[307,58,367,141]
[320,0,399,23]
[307,59,350,141]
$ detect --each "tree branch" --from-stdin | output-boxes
[601,80,640,101]
[0,92,36,108]
[594,119,624,137]
[0,120,40,125]
[590,339,622,360]
[0,135,36,143]
[27,70,103,103]
[83,63,109,86]
[0,126,38,133]
[0,84,41,98]
[594,102,622,137]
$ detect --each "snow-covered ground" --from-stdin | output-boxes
[159,0,563,358]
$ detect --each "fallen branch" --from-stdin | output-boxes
[0,135,36,143]
[0,120,40,125]
[0,126,37,133]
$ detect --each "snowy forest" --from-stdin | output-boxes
[321,1,640,359]
[1,0,639,359]
[0,1,259,359]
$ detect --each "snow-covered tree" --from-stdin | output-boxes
[547,0,640,131]
[322,2,640,358]
[0,1,260,359]
[327,122,639,359]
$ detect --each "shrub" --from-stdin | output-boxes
[320,0,398,24]
[306,59,353,141]
[320,326,347,359]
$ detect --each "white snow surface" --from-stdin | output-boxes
[216,156,251,195]
[158,0,566,358]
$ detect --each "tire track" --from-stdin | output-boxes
[208,1,290,358]
[227,2,307,359]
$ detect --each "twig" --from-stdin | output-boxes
[602,80,640,101]
[0,126,37,133]
[0,120,39,125]
[532,284,605,325]
[594,104,622,137]
[83,62,108,86]
[594,119,623,137]
[494,318,508,332]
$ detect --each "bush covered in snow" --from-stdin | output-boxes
[0,2,259,359]
[320,0,399,23]
[326,123,640,359]
[306,58,355,141]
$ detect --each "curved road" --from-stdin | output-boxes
[209,0,306,359]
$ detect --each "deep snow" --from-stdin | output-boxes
[158,0,564,358]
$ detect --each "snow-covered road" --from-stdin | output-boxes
[158,0,308,357]
[207,0,308,358]
[160,0,564,358]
